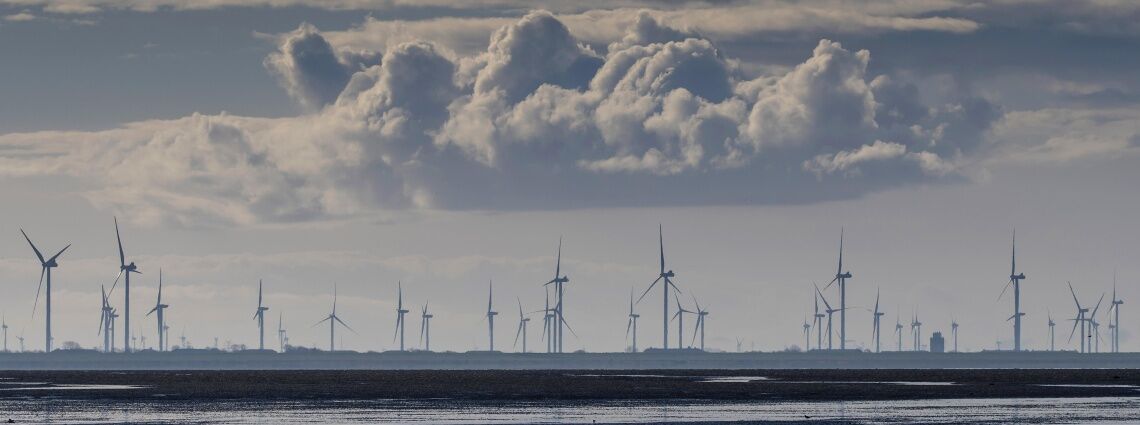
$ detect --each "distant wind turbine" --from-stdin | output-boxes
[815,284,839,350]
[277,312,287,352]
[98,285,113,352]
[1047,310,1055,351]
[823,229,853,350]
[420,303,433,351]
[1067,282,1094,353]
[691,295,709,351]
[313,284,354,351]
[627,290,640,353]
[253,280,269,350]
[146,269,170,352]
[1,313,7,352]
[393,281,409,351]
[486,281,498,351]
[894,315,903,351]
[951,318,959,353]
[638,224,679,350]
[542,238,570,353]
[802,317,810,351]
[110,217,140,353]
[871,289,884,353]
[1110,273,1124,353]
[20,228,70,353]
[812,290,825,350]
[671,296,694,349]
[998,230,1027,352]
[911,313,922,352]
[514,298,530,353]
[539,288,556,353]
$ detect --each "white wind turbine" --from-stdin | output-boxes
[20,229,70,353]
[393,281,409,351]
[420,303,433,352]
[627,290,640,353]
[253,280,269,350]
[871,289,884,353]
[485,281,498,351]
[313,284,354,351]
[514,298,530,353]
[145,270,170,352]
[671,296,694,349]
[690,295,709,351]
[823,229,853,350]
[637,224,679,350]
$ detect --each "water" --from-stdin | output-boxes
[0,396,1137,424]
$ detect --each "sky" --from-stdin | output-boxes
[0,0,1138,354]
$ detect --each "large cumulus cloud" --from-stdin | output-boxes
[0,10,1008,226]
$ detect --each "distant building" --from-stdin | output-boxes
[930,332,945,353]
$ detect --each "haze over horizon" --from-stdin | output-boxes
[0,0,1138,354]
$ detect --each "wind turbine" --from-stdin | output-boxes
[871,289,884,353]
[690,295,709,351]
[951,318,959,353]
[485,281,498,351]
[1089,293,1105,353]
[514,298,530,353]
[1,314,7,352]
[1047,311,1055,351]
[671,296,694,349]
[542,238,569,353]
[637,224,679,350]
[911,313,923,351]
[98,285,113,352]
[1067,282,1090,353]
[393,281,409,351]
[252,280,269,350]
[802,317,810,351]
[110,308,120,352]
[146,269,170,352]
[420,303,433,351]
[1110,273,1124,353]
[110,217,140,353]
[627,290,639,353]
[313,284,354,351]
[20,229,70,353]
[894,315,904,351]
[277,312,287,352]
[998,230,1027,352]
[17,332,25,353]
[815,284,838,350]
[812,290,825,350]
[824,229,853,350]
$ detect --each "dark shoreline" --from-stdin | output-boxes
[1,369,1138,402]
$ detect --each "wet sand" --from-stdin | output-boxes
[0,369,1138,401]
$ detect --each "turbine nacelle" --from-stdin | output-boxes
[1010,273,1025,280]
[662,270,675,278]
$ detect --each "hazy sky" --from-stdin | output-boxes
[0,0,1138,354]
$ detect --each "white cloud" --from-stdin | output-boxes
[3,10,36,21]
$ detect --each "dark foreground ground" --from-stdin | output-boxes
[1,369,1139,401]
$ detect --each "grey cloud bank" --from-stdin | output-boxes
[0,9,1010,226]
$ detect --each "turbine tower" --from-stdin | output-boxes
[486,281,498,351]
[637,225,678,350]
[393,281,409,351]
[691,296,709,351]
[146,269,170,352]
[420,303,432,351]
[313,284,354,351]
[253,280,269,350]
[542,238,569,353]
[998,230,1027,352]
[111,217,140,353]
[627,290,640,353]
[1,314,7,352]
[871,289,884,353]
[824,229,853,350]
[514,298,529,353]
[540,288,555,353]
[1111,274,1124,353]
[20,229,70,353]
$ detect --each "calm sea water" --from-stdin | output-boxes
[0,396,1137,424]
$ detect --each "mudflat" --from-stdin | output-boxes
[0,369,1137,401]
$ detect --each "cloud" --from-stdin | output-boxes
[3,10,36,21]
[265,23,381,110]
[990,108,1140,163]
[0,10,1006,226]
